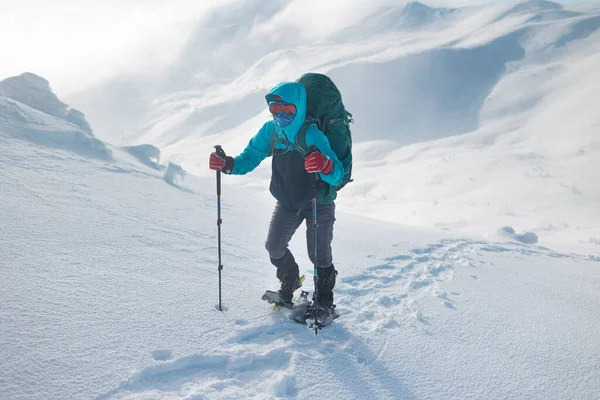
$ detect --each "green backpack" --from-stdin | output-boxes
[295,73,353,191]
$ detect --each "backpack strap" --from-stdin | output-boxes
[269,120,318,156]
[269,127,297,155]
[295,119,318,155]
[268,127,277,155]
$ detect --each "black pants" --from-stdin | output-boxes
[265,202,335,268]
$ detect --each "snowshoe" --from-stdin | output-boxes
[294,304,340,328]
[262,275,306,311]
[261,289,310,310]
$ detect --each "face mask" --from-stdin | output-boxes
[273,111,296,128]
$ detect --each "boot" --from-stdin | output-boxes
[271,250,302,303]
[314,264,337,309]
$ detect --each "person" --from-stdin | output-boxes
[209,81,345,319]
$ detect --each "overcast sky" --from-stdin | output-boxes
[0,1,229,95]
[0,0,595,96]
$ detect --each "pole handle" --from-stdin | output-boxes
[215,146,224,197]
[214,145,226,158]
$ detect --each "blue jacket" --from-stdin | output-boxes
[231,82,344,210]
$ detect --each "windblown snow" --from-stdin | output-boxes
[1,1,600,399]
[68,0,600,252]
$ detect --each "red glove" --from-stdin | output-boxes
[209,152,234,173]
[209,152,226,170]
[304,152,332,174]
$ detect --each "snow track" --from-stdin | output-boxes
[1,127,598,399]
[97,238,600,400]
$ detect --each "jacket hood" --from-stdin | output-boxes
[265,82,306,142]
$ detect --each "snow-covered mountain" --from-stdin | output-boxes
[1,72,94,136]
[2,1,600,399]
[0,73,110,160]
[2,71,599,399]
[66,0,600,251]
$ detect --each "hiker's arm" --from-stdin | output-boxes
[305,126,344,186]
[231,121,273,175]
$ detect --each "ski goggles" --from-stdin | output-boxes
[269,102,297,116]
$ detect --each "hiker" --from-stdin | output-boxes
[209,75,352,320]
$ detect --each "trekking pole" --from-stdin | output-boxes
[215,145,226,312]
[311,168,321,334]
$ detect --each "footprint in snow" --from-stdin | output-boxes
[336,239,473,329]
[151,349,172,361]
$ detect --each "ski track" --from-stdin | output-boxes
[98,239,597,399]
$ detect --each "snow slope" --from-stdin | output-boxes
[0,96,110,161]
[1,72,94,135]
[2,74,600,399]
[66,0,600,252]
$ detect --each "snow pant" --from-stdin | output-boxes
[265,202,337,307]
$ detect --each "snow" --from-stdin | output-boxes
[0,96,111,160]
[2,1,600,399]
[124,144,162,170]
[163,161,186,186]
[1,72,93,135]
[1,125,599,398]
[498,226,539,244]
[61,0,600,252]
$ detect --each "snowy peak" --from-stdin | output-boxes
[399,1,456,26]
[381,1,456,29]
[496,0,570,21]
[0,96,111,160]
[512,0,564,12]
[0,72,93,135]
[338,1,457,40]
[0,73,111,160]
[0,72,178,169]
[1,72,68,118]
[2,71,53,92]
